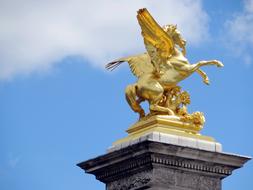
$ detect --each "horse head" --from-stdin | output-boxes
[163,24,186,55]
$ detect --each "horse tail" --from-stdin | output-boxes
[105,60,125,71]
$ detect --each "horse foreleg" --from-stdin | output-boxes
[196,69,209,85]
[194,60,224,68]
[125,84,145,119]
[185,60,223,75]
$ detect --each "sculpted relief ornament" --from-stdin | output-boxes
[106,8,223,137]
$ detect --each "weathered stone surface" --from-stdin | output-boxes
[77,140,251,190]
[107,170,152,190]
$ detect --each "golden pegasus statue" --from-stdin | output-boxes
[106,8,223,131]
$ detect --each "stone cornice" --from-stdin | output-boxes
[77,140,250,183]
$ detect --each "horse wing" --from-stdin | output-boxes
[137,8,174,70]
[105,53,154,78]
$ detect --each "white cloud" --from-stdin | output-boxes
[0,0,209,80]
[225,0,253,65]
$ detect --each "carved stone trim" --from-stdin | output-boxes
[96,154,152,182]
[151,155,233,175]
[95,153,233,183]
[78,141,251,190]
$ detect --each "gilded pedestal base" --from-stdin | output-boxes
[113,115,214,146]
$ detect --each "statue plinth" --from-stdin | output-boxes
[113,115,213,146]
[77,132,251,190]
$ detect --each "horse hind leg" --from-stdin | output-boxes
[150,100,174,115]
[148,84,174,115]
[125,84,145,119]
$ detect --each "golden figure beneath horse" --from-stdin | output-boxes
[106,8,223,126]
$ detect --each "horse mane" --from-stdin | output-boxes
[163,24,177,38]
[163,24,186,54]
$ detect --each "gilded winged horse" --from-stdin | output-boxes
[106,8,223,119]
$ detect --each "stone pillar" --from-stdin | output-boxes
[77,132,251,190]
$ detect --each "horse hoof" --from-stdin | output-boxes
[204,79,210,85]
[217,61,224,67]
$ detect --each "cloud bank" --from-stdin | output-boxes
[0,0,209,80]
[225,0,253,65]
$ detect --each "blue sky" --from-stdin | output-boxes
[0,0,253,189]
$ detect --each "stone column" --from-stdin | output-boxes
[77,132,251,190]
